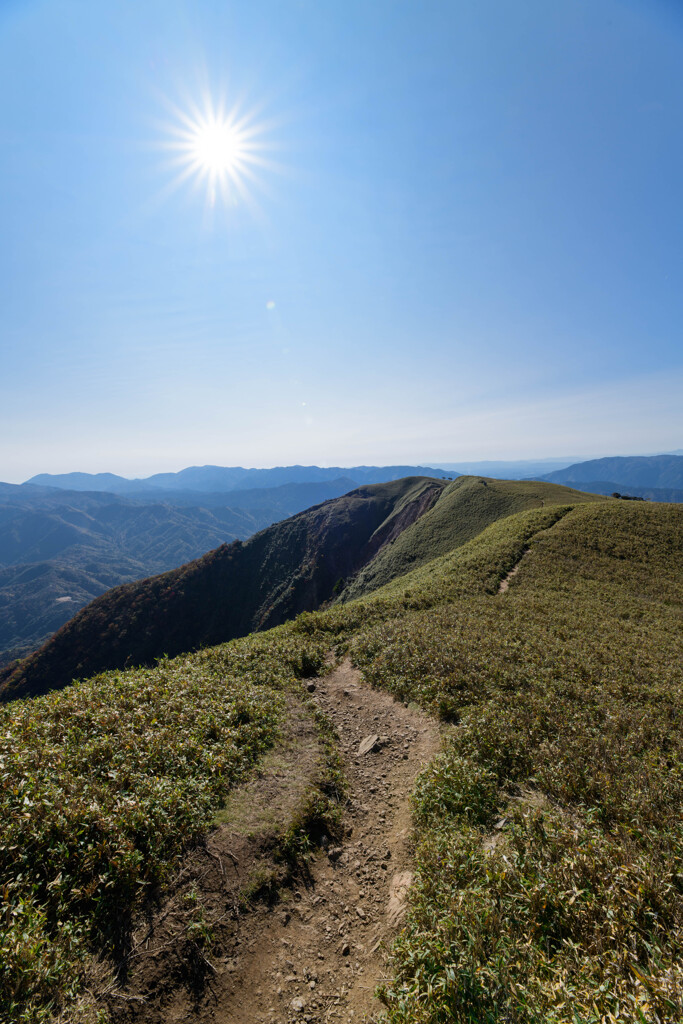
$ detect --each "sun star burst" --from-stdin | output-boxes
[161,92,269,209]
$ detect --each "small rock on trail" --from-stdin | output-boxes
[357,734,380,756]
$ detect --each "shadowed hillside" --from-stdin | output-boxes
[0,490,273,669]
[0,478,366,668]
[0,477,445,701]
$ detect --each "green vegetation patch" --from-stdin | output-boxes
[347,501,683,1022]
[289,500,683,1021]
[341,476,605,602]
[0,628,329,1024]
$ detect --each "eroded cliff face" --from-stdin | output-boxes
[0,478,445,701]
[255,480,444,629]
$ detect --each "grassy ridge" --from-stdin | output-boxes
[0,630,330,1023]
[341,476,605,602]
[343,502,683,1022]
[0,477,444,703]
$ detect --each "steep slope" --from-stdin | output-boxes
[540,453,683,489]
[0,477,445,701]
[341,476,607,601]
[0,480,369,667]
[0,558,149,668]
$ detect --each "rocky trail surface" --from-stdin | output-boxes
[107,660,440,1024]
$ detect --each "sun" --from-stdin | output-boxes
[191,119,245,176]
[160,92,271,209]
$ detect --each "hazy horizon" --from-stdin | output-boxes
[5,448,683,488]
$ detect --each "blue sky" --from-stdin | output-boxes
[1,0,682,481]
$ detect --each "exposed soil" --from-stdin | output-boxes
[102,660,440,1024]
[498,548,530,593]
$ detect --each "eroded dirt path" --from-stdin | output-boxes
[107,661,440,1024]
[215,660,440,1024]
[498,549,530,594]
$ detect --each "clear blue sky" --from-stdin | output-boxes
[1,0,682,481]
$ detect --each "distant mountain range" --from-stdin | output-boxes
[26,464,448,495]
[536,454,683,500]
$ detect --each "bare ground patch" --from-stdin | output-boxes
[498,548,530,593]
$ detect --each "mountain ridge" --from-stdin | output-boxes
[0,477,364,668]
[538,453,683,490]
[26,463,450,494]
[0,477,446,701]
[0,476,604,703]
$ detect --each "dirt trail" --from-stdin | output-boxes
[498,548,530,593]
[108,660,440,1024]
[214,660,441,1023]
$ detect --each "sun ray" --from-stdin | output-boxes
[157,89,273,211]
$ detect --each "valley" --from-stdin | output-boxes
[0,467,446,670]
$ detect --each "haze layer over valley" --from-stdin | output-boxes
[0,465,446,667]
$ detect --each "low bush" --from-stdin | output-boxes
[0,629,326,1023]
